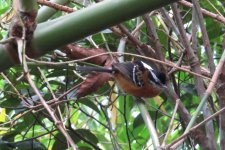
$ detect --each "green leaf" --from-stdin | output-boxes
[78,146,93,150]
[205,18,223,40]
[0,97,21,108]
[0,1,10,15]
[52,129,98,150]
[0,7,8,15]
[2,130,20,142]
[76,129,98,144]
[133,113,145,129]
[78,98,101,114]
[133,110,162,129]
[8,140,46,150]
[14,114,35,132]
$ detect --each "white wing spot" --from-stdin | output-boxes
[141,61,161,84]
[133,65,137,85]
[141,61,153,70]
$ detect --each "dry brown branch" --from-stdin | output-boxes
[27,51,211,80]
[179,0,225,25]
[37,0,74,12]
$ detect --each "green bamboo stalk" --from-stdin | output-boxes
[0,0,178,71]
[0,0,38,70]
[37,0,69,23]
[18,0,38,12]
[32,0,177,56]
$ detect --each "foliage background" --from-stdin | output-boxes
[0,0,224,150]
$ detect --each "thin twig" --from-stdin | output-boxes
[192,0,215,73]
[25,72,77,149]
[99,102,121,150]
[179,0,225,25]
[135,98,161,150]
[18,17,77,149]
[169,48,225,149]
[165,102,225,149]
[37,67,66,130]
[0,73,29,104]
[0,37,15,44]
[161,99,180,146]
[123,97,131,150]
[26,52,211,80]
[37,67,56,99]
[171,3,215,149]
[37,0,74,12]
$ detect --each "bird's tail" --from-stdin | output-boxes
[75,66,116,73]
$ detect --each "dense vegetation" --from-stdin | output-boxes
[0,0,224,149]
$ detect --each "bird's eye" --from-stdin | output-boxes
[157,73,166,85]
[148,70,166,87]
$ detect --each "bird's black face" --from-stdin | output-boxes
[156,72,166,85]
[148,70,166,87]
[134,60,167,87]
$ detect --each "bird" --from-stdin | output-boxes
[76,60,166,98]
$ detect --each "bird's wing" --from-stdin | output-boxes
[112,61,145,87]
